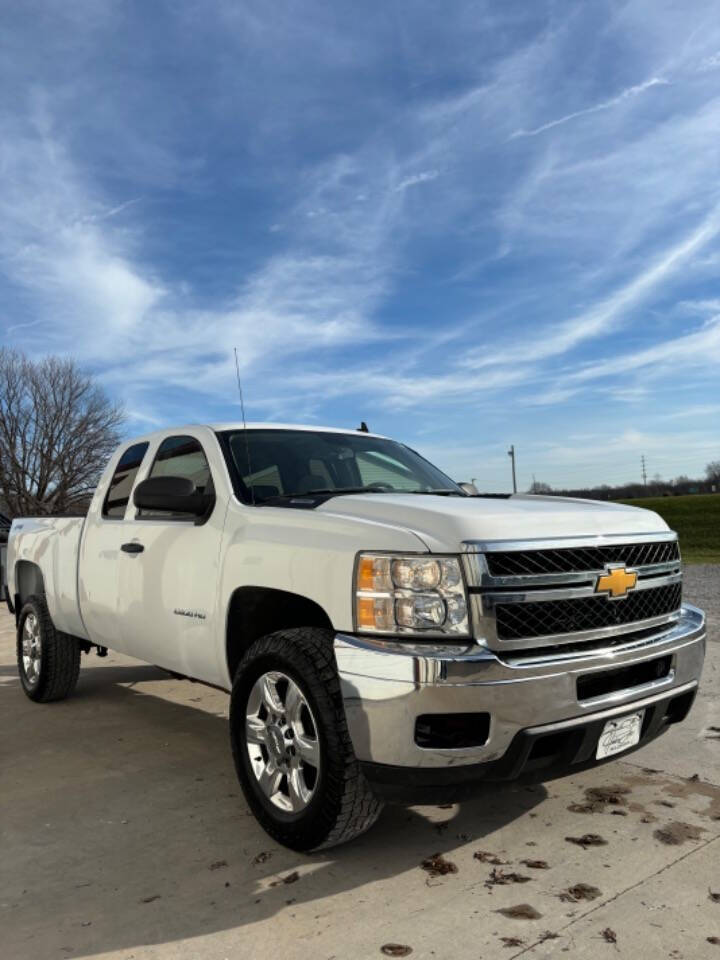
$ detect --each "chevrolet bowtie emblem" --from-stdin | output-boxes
[595,565,638,599]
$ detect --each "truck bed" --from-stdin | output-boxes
[8,517,87,639]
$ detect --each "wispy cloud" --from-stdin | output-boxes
[568,314,720,383]
[5,319,44,335]
[82,198,143,224]
[462,202,720,372]
[697,51,720,72]
[395,170,440,192]
[509,78,669,140]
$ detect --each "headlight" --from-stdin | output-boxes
[354,553,470,637]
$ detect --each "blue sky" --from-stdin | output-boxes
[2,0,720,491]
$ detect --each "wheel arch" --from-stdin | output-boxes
[14,560,45,621]
[225,586,334,681]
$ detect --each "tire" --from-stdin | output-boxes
[16,595,81,702]
[229,627,383,851]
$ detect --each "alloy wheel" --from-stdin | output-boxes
[21,613,42,685]
[245,670,320,813]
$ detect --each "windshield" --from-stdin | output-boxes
[219,429,462,503]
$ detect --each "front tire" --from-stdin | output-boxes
[229,627,383,851]
[17,595,81,702]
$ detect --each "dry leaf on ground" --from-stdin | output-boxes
[496,904,543,920]
[421,853,458,877]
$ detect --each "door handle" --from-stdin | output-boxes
[121,542,144,554]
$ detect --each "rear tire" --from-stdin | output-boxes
[16,595,81,702]
[229,627,383,851]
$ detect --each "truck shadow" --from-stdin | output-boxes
[1,661,549,960]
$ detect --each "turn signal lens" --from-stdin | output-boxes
[354,553,469,637]
[357,555,391,592]
[357,596,394,631]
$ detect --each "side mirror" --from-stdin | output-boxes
[458,482,479,496]
[133,475,211,516]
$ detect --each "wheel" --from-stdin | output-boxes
[16,595,81,702]
[229,627,383,851]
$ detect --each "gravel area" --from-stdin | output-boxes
[683,563,719,634]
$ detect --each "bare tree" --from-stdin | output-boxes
[706,460,720,484]
[0,349,125,516]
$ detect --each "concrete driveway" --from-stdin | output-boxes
[2,568,719,960]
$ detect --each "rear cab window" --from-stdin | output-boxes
[102,442,149,518]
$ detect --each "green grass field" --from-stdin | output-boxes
[617,493,720,564]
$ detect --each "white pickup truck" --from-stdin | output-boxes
[4,423,706,850]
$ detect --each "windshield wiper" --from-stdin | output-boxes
[255,486,393,503]
[254,486,468,504]
[299,486,395,497]
[402,488,467,496]
[299,487,467,497]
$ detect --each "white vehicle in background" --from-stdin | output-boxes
[3,423,706,850]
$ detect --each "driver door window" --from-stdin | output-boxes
[138,435,213,519]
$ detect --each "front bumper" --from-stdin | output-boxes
[334,603,705,794]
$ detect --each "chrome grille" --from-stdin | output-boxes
[485,540,679,577]
[464,533,683,653]
[495,582,681,640]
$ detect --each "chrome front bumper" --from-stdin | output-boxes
[334,603,705,771]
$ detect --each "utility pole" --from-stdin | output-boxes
[508,445,517,494]
[641,455,647,487]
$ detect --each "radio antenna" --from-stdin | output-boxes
[234,347,255,504]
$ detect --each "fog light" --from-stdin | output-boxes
[415,713,490,749]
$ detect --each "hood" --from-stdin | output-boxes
[317,493,669,553]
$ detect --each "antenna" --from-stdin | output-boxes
[234,347,255,504]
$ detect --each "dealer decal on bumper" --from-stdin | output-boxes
[596,711,644,760]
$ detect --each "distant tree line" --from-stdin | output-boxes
[528,461,720,500]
